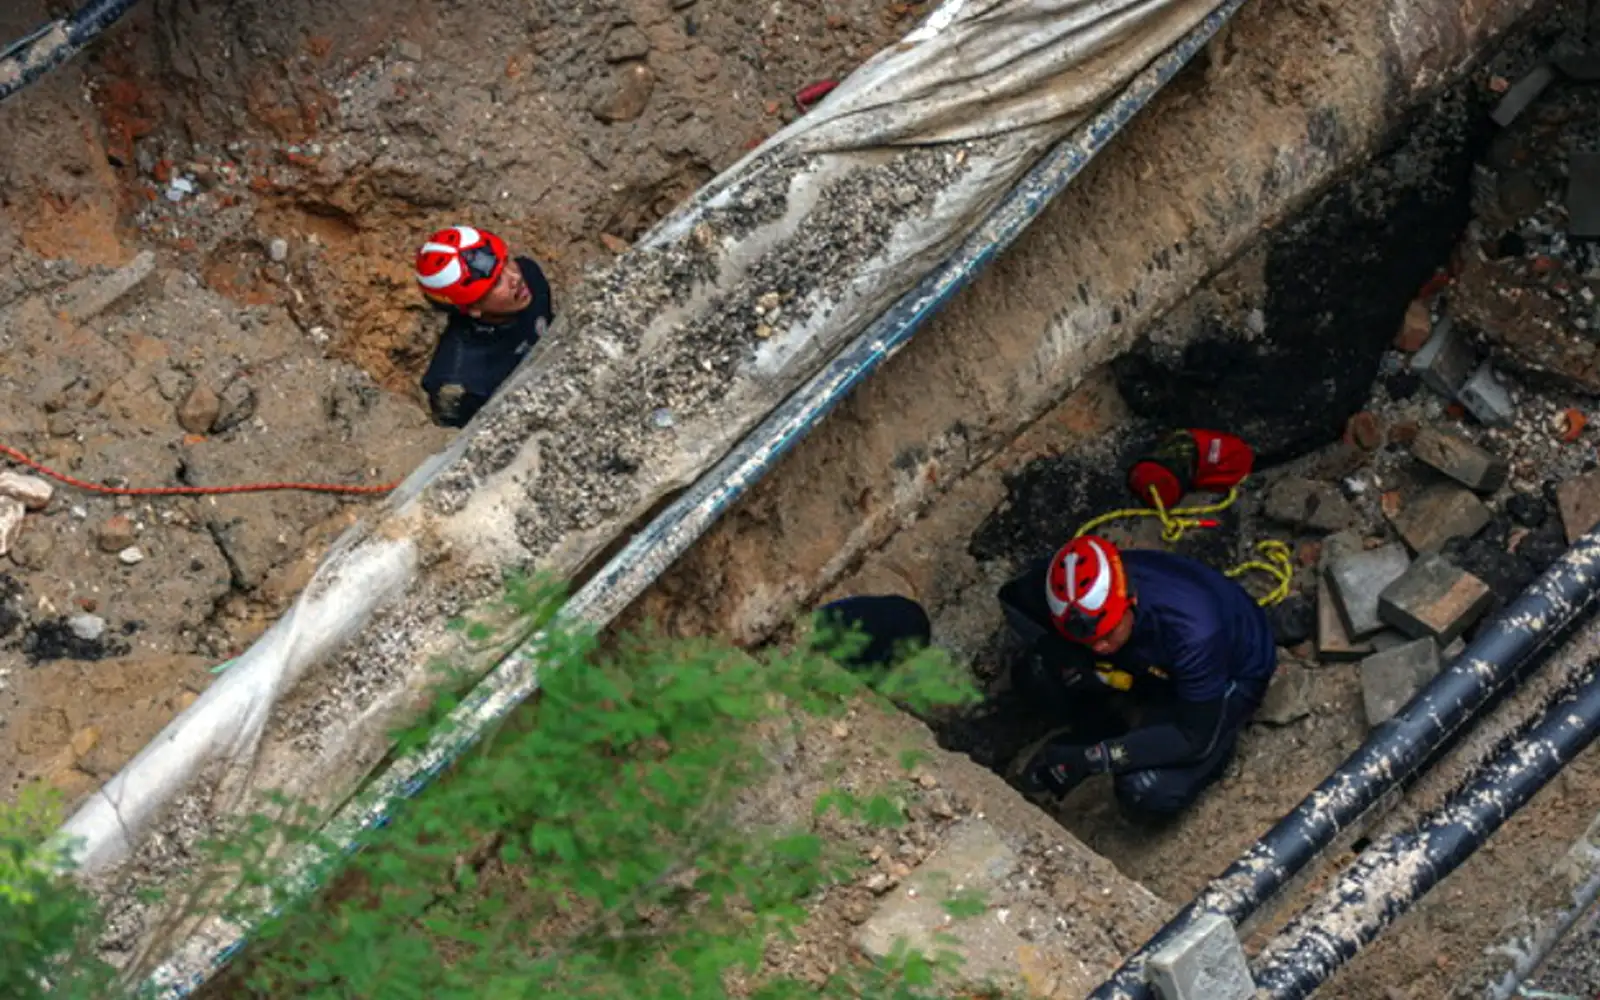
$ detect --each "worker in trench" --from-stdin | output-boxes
[413,224,554,428]
[1000,534,1278,821]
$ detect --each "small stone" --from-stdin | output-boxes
[1256,663,1313,726]
[1346,411,1383,451]
[1457,364,1514,427]
[96,515,136,552]
[118,546,146,565]
[1389,484,1492,554]
[1410,317,1476,398]
[0,498,24,557]
[1317,533,1376,660]
[915,771,938,790]
[1506,492,1548,528]
[1326,542,1411,639]
[1409,427,1509,493]
[927,791,956,819]
[1296,541,1322,567]
[0,471,53,510]
[605,25,651,62]
[267,238,289,263]
[590,63,656,123]
[177,383,221,434]
[831,721,850,739]
[1378,553,1493,645]
[1360,638,1441,728]
[1557,468,1600,543]
[1264,477,1356,532]
[1394,300,1432,352]
[213,379,257,432]
[47,412,75,437]
[58,250,156,323]
[67,613,106,642]
[864,873,894,895]
[394,39,423,61]
[599,233,630,254]
[9,529,52,570]
[70,726,100,760]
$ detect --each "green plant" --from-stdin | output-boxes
[0,786,115,1000]
[207,580,983,999]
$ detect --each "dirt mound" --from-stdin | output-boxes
[0,0,918,806]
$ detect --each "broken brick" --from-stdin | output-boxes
[1346,411,1383,451]
[1389,484,1492,554]
[1378,553,1493,646]
[1409,427,1509,494]
[1411,317,1476,398]
[1264,477,1357,533]
[1556,467,1600,544]
[1388,420,1420,446]
[1326,542,1411,639]
[1394,300,1432,352]
[1360,638,1441,728]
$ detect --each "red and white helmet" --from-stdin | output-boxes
[415,225,508,307]
[1045,535,1131,644]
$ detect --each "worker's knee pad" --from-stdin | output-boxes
[1114,768,1197,817]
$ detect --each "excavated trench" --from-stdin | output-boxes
[8,0,1600,995]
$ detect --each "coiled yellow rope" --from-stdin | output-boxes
[1073,483,1293,607]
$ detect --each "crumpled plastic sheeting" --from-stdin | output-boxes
[58,0,1223,982]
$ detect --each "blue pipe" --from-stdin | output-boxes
[139,2,1250,995]
[0,0,143,104]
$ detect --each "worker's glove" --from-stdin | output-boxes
[1022,741,1108,796]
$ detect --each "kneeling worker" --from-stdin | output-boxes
[1000,535,1276,818]
[413,224,554,428]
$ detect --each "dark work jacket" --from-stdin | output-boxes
[421,257,553,428]
[1000,548,1278,772]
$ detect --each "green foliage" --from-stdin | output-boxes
[214,579,984,999]
[0,787,115,1000]
[2,578,988,999]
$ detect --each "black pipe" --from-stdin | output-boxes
[0,0,144,105]
[1248,662,1600,998]
[1087,531,1600,1000]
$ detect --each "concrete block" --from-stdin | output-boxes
[1409,427,1509,494]
[1264,476,1356,532]
[1569,151,1600,239]
[1317,580,1373,660]
[1389,484,1492,554]
[1556,468,1600,544]
[1148,912,1254,1000]
[59,250,156,324]
[1411,317,1475,398]
[1378,553,1494,645]
[1457,364,1515,428]
[858,819,1023,991]
[1361,637,1441,728]
[1490,63,1556,127]
[1326,543,1411,639]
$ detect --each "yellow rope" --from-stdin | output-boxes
[1072,483,1292,607]
[1226,539,1294,608]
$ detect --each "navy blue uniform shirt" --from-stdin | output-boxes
[1002,548,1277,703]
[421,257,553,428]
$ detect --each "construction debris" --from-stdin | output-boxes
[0,472,53,511]
[1389,484,1491,554]
[1378,553,1493,645]
[58,250,157,325]
[1411,318,1475,398]
[1408,428,1509,494]
[1360,637,1441,728]
[1264,477,1357,532]
[1568,151,1600,239]
[1327,542,1411,640]
[1557,469,1600,544]
[1456,364,1515,427]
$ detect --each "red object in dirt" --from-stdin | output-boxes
[1127,428,1254,509]
[1417,270,1451,300]
[1561,408,1587,442]
[795,79,839,112]
[1446,402,1467,420]
[1345,411,1383,451]
[0,443,398,498]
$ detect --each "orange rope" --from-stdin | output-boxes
[0,443,399,498]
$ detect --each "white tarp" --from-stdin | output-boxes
[58,0,1223,982]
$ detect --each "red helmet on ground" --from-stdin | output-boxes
[415,225,508,307]
[1045,535,1132,644]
